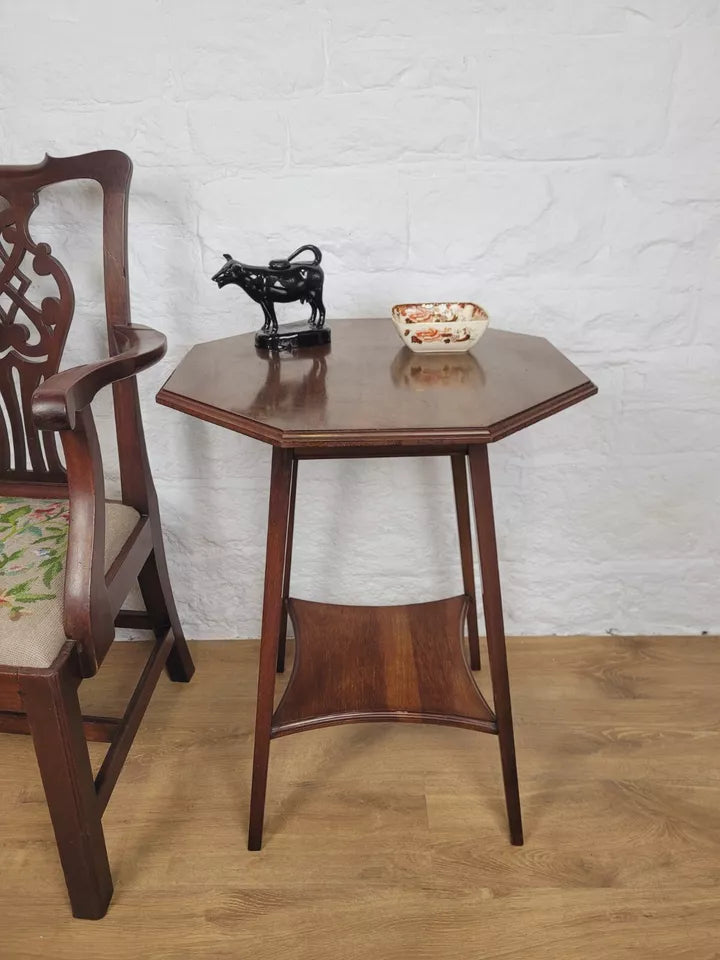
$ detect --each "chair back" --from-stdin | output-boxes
[0,151,133,488]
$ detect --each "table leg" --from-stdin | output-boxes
[276,456,298,674]
[468,444,523,846]
[248,446,294,850]
[451,453,481,671]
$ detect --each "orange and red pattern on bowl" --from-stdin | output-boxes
[391,302,489,353]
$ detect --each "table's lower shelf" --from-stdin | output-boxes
[271,595,497,738]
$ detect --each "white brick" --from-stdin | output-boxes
[172,12,324,100]
[696,291,720,344]
[620,0,720,30]
[501,559,625,636]
[479,36,678,159]
[156,478,268,638]
[505,165,610,278]
[325,0,480,41]
[620,346,720,413]
[288,92,476,166]
[187,101,287,169]
[503,556,720,637]
[475,0,717,35]
[707,241,720,288]
[324,269,496,318]
[1,3,176,105]
[129,170,200,228]
[326,36,476,92]
[614,408,720,458]
[589,167,720,286]
[487,282,699,353]
[3,102,195,167]
[499,455,720,565]
[406,167,551,273]
[619,559,720,635]
[198,170,408,273]
[128,223,204,313]
[667,30,720,153]
[324,0,628,40]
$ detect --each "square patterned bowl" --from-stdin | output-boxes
[391,302,489,353]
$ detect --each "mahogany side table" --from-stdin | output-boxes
[157,319,597,850]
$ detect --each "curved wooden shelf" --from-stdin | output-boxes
[271,596,496,738]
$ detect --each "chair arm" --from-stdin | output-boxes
[32,325,167,431]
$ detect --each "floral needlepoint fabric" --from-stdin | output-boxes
[0,497,139,669]
[0,499,70,620]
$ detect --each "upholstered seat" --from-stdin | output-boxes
[0,498,139,669]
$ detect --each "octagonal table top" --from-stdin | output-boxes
[156,318,597,448]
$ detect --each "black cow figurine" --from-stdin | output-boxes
[212,244,330,350]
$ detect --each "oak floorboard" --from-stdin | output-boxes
[1,636,718,960]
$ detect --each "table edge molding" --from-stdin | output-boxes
[156,378,597,448]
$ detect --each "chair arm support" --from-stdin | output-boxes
[32,325,167,431]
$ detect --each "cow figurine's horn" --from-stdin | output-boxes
[223,253,233,261]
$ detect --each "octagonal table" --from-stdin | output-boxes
[157,318,597,850]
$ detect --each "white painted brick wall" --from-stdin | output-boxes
[2,0,719,636]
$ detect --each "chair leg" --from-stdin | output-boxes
[21,659,113,920]
[277,456,298,674]
[139,546,195,684]
[451,453,482,670]
[249,447,294,850]
[468,444,523,846]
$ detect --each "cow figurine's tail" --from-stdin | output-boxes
[269,245,322,270]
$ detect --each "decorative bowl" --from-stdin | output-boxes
[391,302,489,353]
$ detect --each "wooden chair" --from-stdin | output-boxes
[0,150,194,919]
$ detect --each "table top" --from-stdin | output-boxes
[156,319,597,448]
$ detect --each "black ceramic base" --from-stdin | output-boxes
[255,321,331,352]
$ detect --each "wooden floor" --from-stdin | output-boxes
[1,636,719,959]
